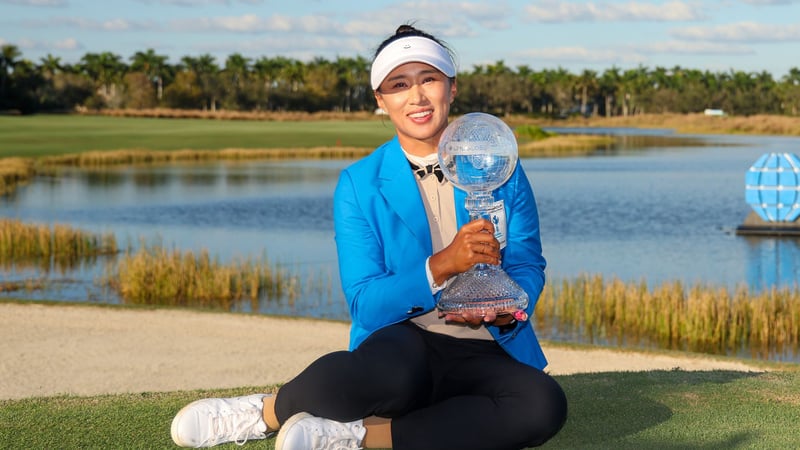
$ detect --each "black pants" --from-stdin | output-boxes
[275,321,567,450]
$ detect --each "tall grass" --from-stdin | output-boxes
[0,218,117,271]
[37,147,373,167]
[0,158,35,195]
[536,274,800,359]
[103,243,298,310]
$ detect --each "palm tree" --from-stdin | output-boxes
[779,67,800,115]
[79,52,127,105]
[334,56,369,112]
[130,48,169,100]
[599,67,621,117]
[1,44,22,103]
[575,69,598,116]
[224,53,251,89]
[181,54,220,110]
[39,54,62,79]
[222,53,252,109]
[620,66,649,116]
[515,65,538,114]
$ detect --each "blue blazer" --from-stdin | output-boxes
[333,136,548,369]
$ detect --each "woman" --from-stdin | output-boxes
[171,24,567,450]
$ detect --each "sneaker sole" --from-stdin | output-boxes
[274,411,314,450]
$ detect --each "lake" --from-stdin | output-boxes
[2,128,800,346]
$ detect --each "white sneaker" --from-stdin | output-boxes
[275,412,366,450]
[170,394,271,448]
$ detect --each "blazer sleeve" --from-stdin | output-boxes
[491,162,547,343]
[333,169,437,334]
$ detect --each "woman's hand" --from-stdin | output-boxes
[439,310,519,328]
[428,218,500,286]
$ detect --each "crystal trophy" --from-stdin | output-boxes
[436,112,529,316]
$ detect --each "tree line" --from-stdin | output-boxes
[2,44,800,117]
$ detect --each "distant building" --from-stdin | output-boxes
[704,109,725,116]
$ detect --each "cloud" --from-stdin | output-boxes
[0,0,67,6]
[345,1,511,40]
[134,0,264,5]
[514,46,648,65]
[169,13,340,33]
[524,0,706,22]
[0,36,82,52]
[739,0,798,4]
[635,40,755,54]
[512,38,755,67]
[196,34,370,61]
[672,21,800,42]
[53,37,80,50]
[23,17,161,31]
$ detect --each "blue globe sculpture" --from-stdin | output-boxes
[745,153,800,223]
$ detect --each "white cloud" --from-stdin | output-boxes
[672,21,800,42]
[53,37,80,50]
[26,17,161,31]
[134,0,264,6]
[0,36,81,52]
[514,46,648,64]
[0,0,67,6]
[524,0,706,22]
[169,14,339,33]
[196,35,369,61]
[739,0,798,4]
[637,40,755,54]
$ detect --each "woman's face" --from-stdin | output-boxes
[374,62,457,155]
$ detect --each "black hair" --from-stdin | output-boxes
[372,23,455,64]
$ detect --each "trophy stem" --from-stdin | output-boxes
[466,190,494,221]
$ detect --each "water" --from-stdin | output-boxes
[3,130,800,355]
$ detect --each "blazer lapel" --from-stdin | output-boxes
[378,140,432,251]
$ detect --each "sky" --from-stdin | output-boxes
[2,0,800,78]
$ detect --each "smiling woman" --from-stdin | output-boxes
[170,23,567,450]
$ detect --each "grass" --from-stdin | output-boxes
[537,275,800,360]
[0,114,397,158]
[542,112,800,136]
[2,370,799,449]
[0,114,616,196]
[0,218,117,275]
[103,243,299,309]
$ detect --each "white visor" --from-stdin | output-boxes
[370,36,456,90]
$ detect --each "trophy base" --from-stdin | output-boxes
[436,298,527,316]
[436,264,529,316]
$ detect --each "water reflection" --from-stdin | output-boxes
[743,237,800,290]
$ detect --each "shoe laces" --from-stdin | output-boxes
[203,404,266,447]
[308,421,365,450]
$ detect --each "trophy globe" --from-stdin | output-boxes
[437,112,529,316]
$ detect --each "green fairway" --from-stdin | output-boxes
[0,115,398,158]
[2,370,798,449]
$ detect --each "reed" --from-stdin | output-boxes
[0,278,46,293]
[0,219,117,271]
[536,274,800,359]
[37,147,374,167]
[0,158,35,195]
[91,108,380,122]
[518,135,615,157]
[539,112,800,136]
[104,243,299,310]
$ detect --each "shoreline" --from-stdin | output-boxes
[0,302,768,401]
